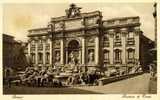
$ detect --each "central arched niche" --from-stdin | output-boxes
[67,40,80,64]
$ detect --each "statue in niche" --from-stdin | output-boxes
[88,51,94,64]
[69,51,75,65]
[55,52,60,62]
[65,3,81,18]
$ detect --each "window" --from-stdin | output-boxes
[119,19,126,24]
[31,53,35,63]
[39,39,43,44]
[46,53,50,63]
[104,34,109,41]
[104,50,109,60]
[128,49,135,59]
[104,50,109,63]
[115,33,121,40]
[31,40,35,44]
[114,49,121,60]
[128,32,134,38]
[38,53,43,63]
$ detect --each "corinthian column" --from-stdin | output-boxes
[95,37,99,65]
[121,28,127,64]
[35,38,38,65]
[108,29,114,64]
[49,37,52,65]
[134,26,140,60]
[60,39,64,65]
[28,39,31,57]
[82,37,85,64]
[43,38,46,65]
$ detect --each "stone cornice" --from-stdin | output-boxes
[51,11,102,22]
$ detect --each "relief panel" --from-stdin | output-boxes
[85,16,99,26]
[55,22,64,31]
[86,37,95,47]
[54,40,60,48]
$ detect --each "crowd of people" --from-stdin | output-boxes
[4,61,145,88]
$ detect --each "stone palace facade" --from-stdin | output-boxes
[26,4,154,72]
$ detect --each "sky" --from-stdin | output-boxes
[3,3,155,42]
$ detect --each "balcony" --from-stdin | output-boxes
[104,59,110,64]
[46,60,50,64]
[114,59,122,64]
[114,39,122,47]
[104,41,109,47]
[127,59,135,64]
[38,60,43,64]
[24,47,28,53]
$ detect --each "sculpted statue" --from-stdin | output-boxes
[55,52,60,62]
[88,51,94,63]
[69,51,75,64]
[65,3,81,18]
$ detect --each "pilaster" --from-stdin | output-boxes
[95,36,99,65]
[121,28,127,64]
[60,39,64,65]
[108,29,114,64]
[82,37,86,65]
[134,26,140,60]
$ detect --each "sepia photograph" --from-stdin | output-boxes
[2,2,157,94]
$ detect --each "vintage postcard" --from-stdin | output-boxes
[0,0,159,100]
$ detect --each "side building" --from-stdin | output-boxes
[3,34,28,72]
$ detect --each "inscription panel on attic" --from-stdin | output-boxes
[65,31,82,37]
[65,19,83,30]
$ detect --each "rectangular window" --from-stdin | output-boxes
[46,53,50,64]
[38,53,43,63]
[38,44,43,50]
[104,51,109,60]
[31,54,35,63]
[115,33,121,40]
[128,50,135,59]
[128,32,134,38]
[114,50,121,60]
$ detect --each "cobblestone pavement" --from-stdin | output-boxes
[3,73,153,94]
[75,73,151,94]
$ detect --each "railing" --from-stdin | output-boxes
[46,60,50,64]
[38,60,43,64]
[127,59,135,63]
[104,59,110,64]
[114,59,122,64]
